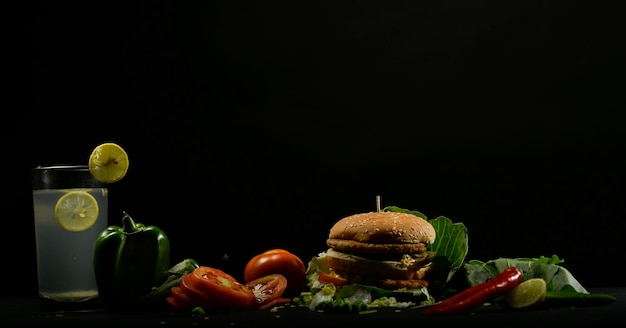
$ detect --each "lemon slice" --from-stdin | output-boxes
[55,191,100,232]
[505,278,547,309]
[88,142,129,183]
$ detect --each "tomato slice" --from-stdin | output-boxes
[167,286,195,310]
[179,273,217,310]
[188,266,256,311]
[318,272,349,287]
[245,274,290,309]
[166,295,186,310]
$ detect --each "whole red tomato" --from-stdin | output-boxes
[244,249,306,297]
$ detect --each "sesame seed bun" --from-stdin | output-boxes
[326,211,435,255]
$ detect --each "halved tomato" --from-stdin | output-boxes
[245,274,290,310]
[186,266,256,311]
[244,249,306,297]
[318,272,349,287]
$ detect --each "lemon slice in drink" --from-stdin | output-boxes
[55,191,100,232]
[88,142,129,183]
[505,278,547,309]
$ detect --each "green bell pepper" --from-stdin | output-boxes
[94,211,170,310]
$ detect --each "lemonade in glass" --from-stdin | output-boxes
[32,165,108,310]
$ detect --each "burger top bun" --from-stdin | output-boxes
[327,211,436,255]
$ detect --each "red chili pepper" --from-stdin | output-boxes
[424,266,523,315]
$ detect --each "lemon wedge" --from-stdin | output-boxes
[55,191,100,232]
[88,142,129,183]
[505,278,547,309]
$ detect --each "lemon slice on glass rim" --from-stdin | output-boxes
[505,278,547,309]
[88,142,129,183]
[55,191,100,232]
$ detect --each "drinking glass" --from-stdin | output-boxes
[32,165,108,311]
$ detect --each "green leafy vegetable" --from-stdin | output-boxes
[382,207,469,288]
[464,256,588,293]
[428,216,469,279]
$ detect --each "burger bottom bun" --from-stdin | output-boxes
[325,249,434,285]
[326,238,428,255]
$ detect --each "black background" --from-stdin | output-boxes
[4,1,625,298]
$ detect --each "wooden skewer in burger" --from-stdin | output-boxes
[324,196,437,289]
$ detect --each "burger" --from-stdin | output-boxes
[323,211,437,290]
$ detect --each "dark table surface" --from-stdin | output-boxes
[4,287,624,327]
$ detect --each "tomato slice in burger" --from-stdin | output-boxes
[245,274,291,310]
[318,272,349,287]
[188,266,256,311]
